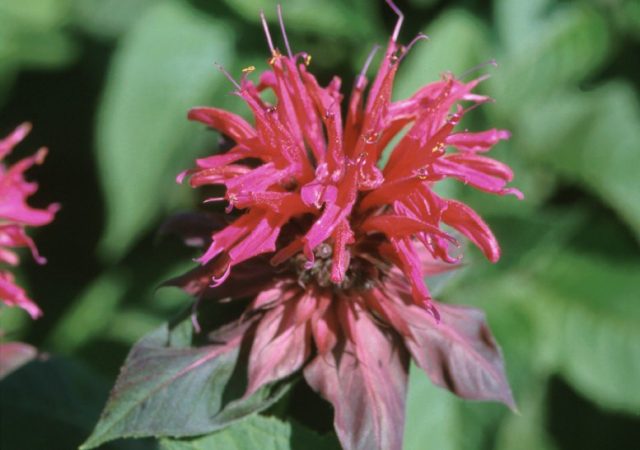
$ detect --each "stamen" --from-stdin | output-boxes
[416,167,429,180]
[390,33,428,65]
[241,66,255,84]
[214,62,241,90]
[303,243,316,269]
[315,243,333,259]
[363,131,381,144]
[304,54,312,66]
[459,59,498,80]
[268,50,282,65]
[259,10,276,55]
[431,142,445,155]
[276,4,293,58]
[385,0,404,42]
[203,197,226,203]
[210,263,231,288]
[404,33,429,55]
[356,44,380,88]
[458,101,485,117]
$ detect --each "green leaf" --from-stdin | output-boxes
[0,305,31,341]
[81,317,290,449]
[409,211,596,450]
[492,3,610,111]
[495,0,550,54]
[0,0,76,93]
[96,0,234,259]
[526,251,640,413]
[0,357,152,450]
[494,379,559,450]
[459,207,640,412]
[519,82,640,238]
[104,308,164,345]
[0,0,69,28]
[451,209,640,414]
[407,0,439,8]
[220,0,375,40]
[0,0,74,60]
[160,415,339,450]
[47,272,129,353]
[403,363,505,450]
[404,363,460,450]
[0,26,75,68]
[71,0,161,39]
[617,0,640,38]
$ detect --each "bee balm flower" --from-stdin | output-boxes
[174,3,520,449]
[0,123,58,319]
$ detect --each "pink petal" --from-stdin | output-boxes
[442,199,500,263]
[329,220,354,283]
[227,211,283,264]
[432,157,523,199]
[361,214,452,241]
[277,59,327,164]
[0,148,59,227]
[0,224,46,264]
[0,271,42,319]
[389,237,433,306]
[188,107,257,145]
[299,67,346,167]
[0,123,31,159]
[445,129,511,152]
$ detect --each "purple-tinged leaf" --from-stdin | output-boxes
[304,300,409,450]
[158,211,228,248]
[396,300,515,409]
[245,301,311,397]
[0,342,37,379]
[80,317,290,449]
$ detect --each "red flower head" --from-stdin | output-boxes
[173,3,520,449]
[0,123,58,319]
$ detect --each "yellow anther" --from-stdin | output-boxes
[268,50,282,65]
[242,65,256,74]
[304,54,312,66]
[416,167,429,180]
[363,131,380,144]
[432,143,445,154]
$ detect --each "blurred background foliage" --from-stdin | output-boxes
[1,0,639,448]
